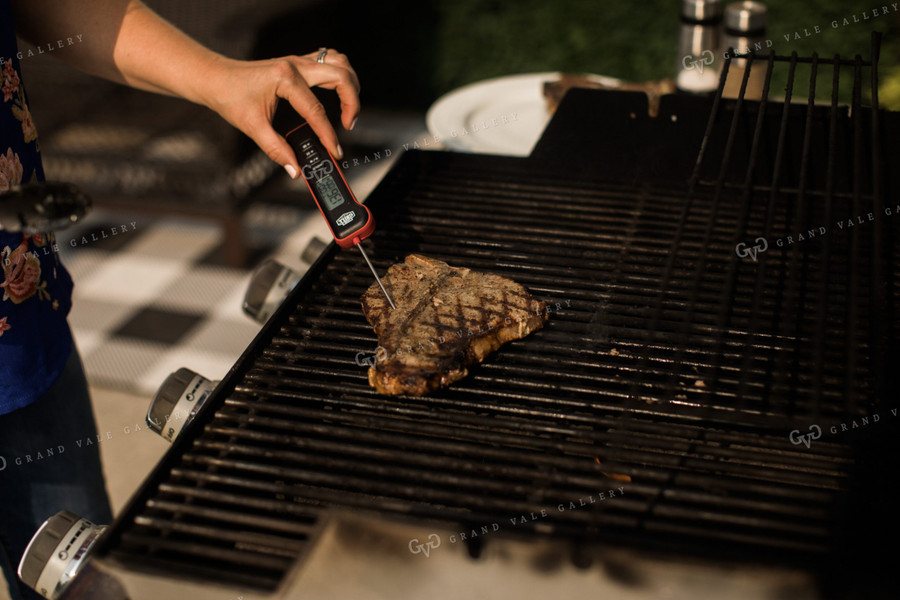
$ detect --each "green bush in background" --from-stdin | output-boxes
[428,0,900,108]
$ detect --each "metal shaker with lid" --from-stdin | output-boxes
[676,0,724,94]
[675,0,722,94]
[722,1,770,99]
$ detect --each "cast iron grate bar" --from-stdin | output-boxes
[813,58,841,415]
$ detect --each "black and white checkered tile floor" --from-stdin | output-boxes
[60,214,256,396]
[59,211,267,396]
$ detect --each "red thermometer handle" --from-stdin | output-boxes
[284,122,375,249]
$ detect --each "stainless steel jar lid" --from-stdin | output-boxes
[725,1,768,33]
[681,0,723,22]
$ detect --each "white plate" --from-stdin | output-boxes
[426,72,620,157]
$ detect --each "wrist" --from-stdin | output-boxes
[185,52,237,110]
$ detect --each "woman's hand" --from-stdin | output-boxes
[200,49,361,179]
[12,0,359,178]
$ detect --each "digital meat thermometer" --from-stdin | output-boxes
[285,122,396,309]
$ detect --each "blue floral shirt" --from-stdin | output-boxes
[0,0,75,414]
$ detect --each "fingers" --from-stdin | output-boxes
[328,52,361,131]
[294,51,361,131]
[335,77,361,131]
[303,49,360,91]
[279,79,342,165]
[258,52,361,177]
[239,66,336,176]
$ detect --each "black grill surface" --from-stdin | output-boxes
[96,38,900,595]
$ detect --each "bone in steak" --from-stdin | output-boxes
[360,254,548,396]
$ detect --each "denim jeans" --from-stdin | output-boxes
[0,342,113,600]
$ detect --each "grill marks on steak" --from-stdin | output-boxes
[360,255,548,396]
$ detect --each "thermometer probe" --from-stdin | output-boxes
[285,123,396,309]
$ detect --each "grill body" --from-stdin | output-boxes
[85,39,900,599]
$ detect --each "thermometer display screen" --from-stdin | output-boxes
[285,122,375,248]
[315,175,345,211]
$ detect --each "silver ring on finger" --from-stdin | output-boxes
[316,47,328,63]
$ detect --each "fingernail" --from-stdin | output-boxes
[349,117,358,131]
[284,164,298,179]
[336,144,344,160]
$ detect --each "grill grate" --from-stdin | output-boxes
[627,34,892,426]
[96,36,898,592]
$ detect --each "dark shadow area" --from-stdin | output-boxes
[254,0,441,113]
